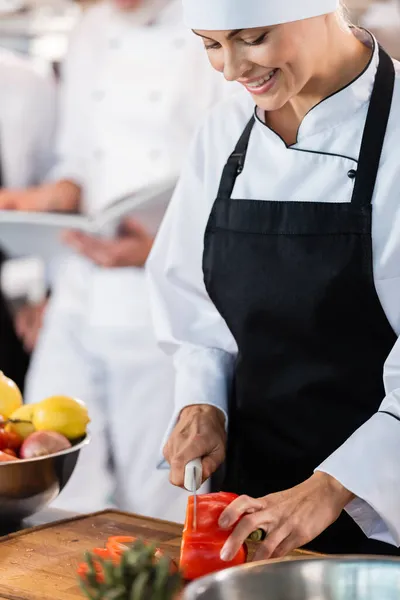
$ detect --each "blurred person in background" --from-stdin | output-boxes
[0,0,232,521]
[0,49,56,391]
[358,0,400,59]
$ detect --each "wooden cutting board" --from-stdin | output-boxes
[0,509,319,600]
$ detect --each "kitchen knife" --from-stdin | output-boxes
[184,458,202,531]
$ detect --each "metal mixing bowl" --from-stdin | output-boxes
[184,556,400,600]
[0,435,89,520]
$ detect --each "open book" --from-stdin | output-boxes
[0,177,177,262]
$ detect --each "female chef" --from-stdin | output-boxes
[147,0,400,556]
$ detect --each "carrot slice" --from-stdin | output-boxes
[106,536,136,555]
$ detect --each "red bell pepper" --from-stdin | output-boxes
[180,492,247,581]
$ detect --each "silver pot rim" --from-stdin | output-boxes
[0,434,90,467]
[184,554,400,599]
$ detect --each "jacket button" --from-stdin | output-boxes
[149,90,162,103]
[347,169,357,179]
[93,149,104,160]
[149,149,161,160]
[173,38,186,49]
[109,38,120,49]
[92,90,105,102]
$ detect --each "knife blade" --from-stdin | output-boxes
[184,458,202,531]
[192,466,197,530]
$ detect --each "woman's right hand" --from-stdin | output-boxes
[163,404,227,487]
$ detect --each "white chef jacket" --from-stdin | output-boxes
[147,29,400,546]
[0,48,56,188]
[46,0,234,326]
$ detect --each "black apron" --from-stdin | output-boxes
[203,47,400,555]
[0,151,30,393]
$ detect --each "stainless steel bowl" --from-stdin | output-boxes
[184,557,400,600]
[0,435,89,520]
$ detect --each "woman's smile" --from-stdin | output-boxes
[240,68,280,94]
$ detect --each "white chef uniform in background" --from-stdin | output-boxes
[24,0,232,521]
[147,27,400,542]
[0,49,55,390]
[0,49,56,188]
[0,48,56,306]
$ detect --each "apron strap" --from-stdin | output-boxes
[351,46,395,208]
[217,116,255,198]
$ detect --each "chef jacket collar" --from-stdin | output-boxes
[255,28,378,147]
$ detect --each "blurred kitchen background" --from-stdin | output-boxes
[0,0,87,77]
[0,0,398,74]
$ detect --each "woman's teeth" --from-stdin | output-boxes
[246,69,277,88]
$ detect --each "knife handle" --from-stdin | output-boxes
[184,458,202,492]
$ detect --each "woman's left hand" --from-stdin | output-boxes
[219,472,355,561]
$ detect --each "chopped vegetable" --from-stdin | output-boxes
[78,539,182,600]
[180,492,247,580]
[106,535,136,555]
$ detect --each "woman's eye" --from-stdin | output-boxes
[204,42,221,51]
[243,33,267,46]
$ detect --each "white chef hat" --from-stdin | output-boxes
[183,0,339,30]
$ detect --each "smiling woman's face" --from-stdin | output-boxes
[195,17,327,111]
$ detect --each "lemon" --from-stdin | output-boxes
[33,395,90,440]
[6,403,36,439]
[0,371,23,418]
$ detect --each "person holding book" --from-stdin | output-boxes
[0,0,232,521]
[0,48,56,391]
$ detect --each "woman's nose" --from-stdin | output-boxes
[223,50,248,82]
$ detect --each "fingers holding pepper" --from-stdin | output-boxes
[219,473,355,563]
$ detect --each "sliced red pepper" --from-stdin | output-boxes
[106,536,178,572]
[77,563,105,584]
[106,535,136,556]
[180,492,247,581]
[93,547,113,559]
[77,537,179,583]
[77,548,112,584]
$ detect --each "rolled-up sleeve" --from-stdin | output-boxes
[146,128,237,467]
[317,336,400,546]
